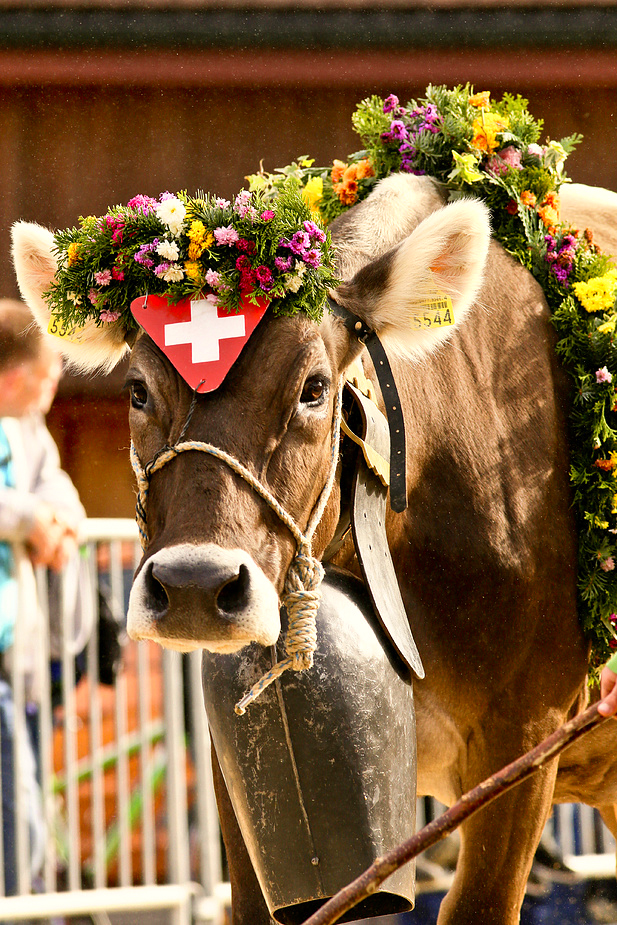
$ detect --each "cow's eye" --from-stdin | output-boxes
[300,375,328,406]
[130,381,149,409]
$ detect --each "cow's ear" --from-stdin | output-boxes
[11,221,129,372]
[332,198,490,360]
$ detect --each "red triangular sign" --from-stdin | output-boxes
[130,293,270,392]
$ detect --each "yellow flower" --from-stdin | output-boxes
[67,243,81,266]
[469,91,491,109]
[612,492,617,515]
[471,112,510,155]
[302,176,323,216]
[573,268,617,314]
[187,221,214,260]
[184,261,204,285]
[598,315,617,334]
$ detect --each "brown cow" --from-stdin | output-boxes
[11,175,617,925]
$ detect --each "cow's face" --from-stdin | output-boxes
[12,175,490,654]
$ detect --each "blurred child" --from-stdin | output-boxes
[0,298,85,897]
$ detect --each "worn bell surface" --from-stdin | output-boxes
[202,564,417,924]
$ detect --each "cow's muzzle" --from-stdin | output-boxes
[127,543,281,653]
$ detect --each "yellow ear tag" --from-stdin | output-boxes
[412,293,455,330]
[48,311,85,343]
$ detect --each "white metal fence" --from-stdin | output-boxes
[0,518,615,924]
[0,518,227,924]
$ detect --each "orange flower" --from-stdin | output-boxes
[520,190,537,208]
[354,158,374,180]
[471,112,510,155]
[469,91,491,109]
[594,458,615,471]
[331,159,347,184]
[338,180,358,206]
[538,192,560,230]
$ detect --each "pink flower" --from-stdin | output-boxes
[596,366,613,384]
[112,267,124,281]
[601,557,616,572]
[88,289,99,305]
[215,198,230,209]
[205,269,221,288]
[100,309,121,323]
[261,210,275,221]
[94,270,112,286]
[214,225,239,246]
[487,145,523,177]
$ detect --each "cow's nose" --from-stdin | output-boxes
[127,543,281,650]
[146,557,251,624]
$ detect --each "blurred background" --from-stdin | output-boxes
[0,0,616,517]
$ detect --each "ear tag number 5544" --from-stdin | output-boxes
[413,294,455,329]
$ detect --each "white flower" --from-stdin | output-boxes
[283,260,307,293]
[156,239,180,261]
[161,263,185,282]
[66,291,82,305]
[155,197,187,236]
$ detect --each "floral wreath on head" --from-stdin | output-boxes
[249,84,617,675]
[45,183,339,337]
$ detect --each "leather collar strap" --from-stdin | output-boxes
[329,299,408,512]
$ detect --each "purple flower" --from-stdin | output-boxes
[159,191,176,202]
[214,225,239,246]
[303,249,322,269]
[383,120,408,143]
[596,366,613,384]
[287,231,311,255]
[303,220,326,243]
[383,94,399,114]
[275,255,294,272]
[155,262,171,278]
[134,241,158,269]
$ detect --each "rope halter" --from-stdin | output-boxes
[130,382,344,714]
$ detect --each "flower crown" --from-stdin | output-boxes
[251,84,617,673]
[45,184,338,336]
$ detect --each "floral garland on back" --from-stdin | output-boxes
[44,184,338,336]
[249,84,617,673]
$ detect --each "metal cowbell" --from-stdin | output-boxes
[202,564,417,924]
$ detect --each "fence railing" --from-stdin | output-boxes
[1,518,615,923]
[0,518,227,924]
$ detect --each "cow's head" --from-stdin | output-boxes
[12,175,489,655]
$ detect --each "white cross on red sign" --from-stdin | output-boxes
[164,298,246,364]
[130,293,270,391]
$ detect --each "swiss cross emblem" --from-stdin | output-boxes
[130,294,270,392]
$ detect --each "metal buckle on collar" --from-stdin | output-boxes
[328,299,407,513]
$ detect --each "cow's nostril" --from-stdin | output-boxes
[216,563,250,616]
[145,563,170,617]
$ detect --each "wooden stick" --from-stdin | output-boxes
[302,701,610,925]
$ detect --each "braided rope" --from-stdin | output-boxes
[130,383,343,714]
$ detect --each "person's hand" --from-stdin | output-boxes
[27,503,78,571]
[598,662,617,717]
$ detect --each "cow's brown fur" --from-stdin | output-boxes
[12,178,617,924]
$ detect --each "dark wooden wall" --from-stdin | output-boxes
[3,72,616,517]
